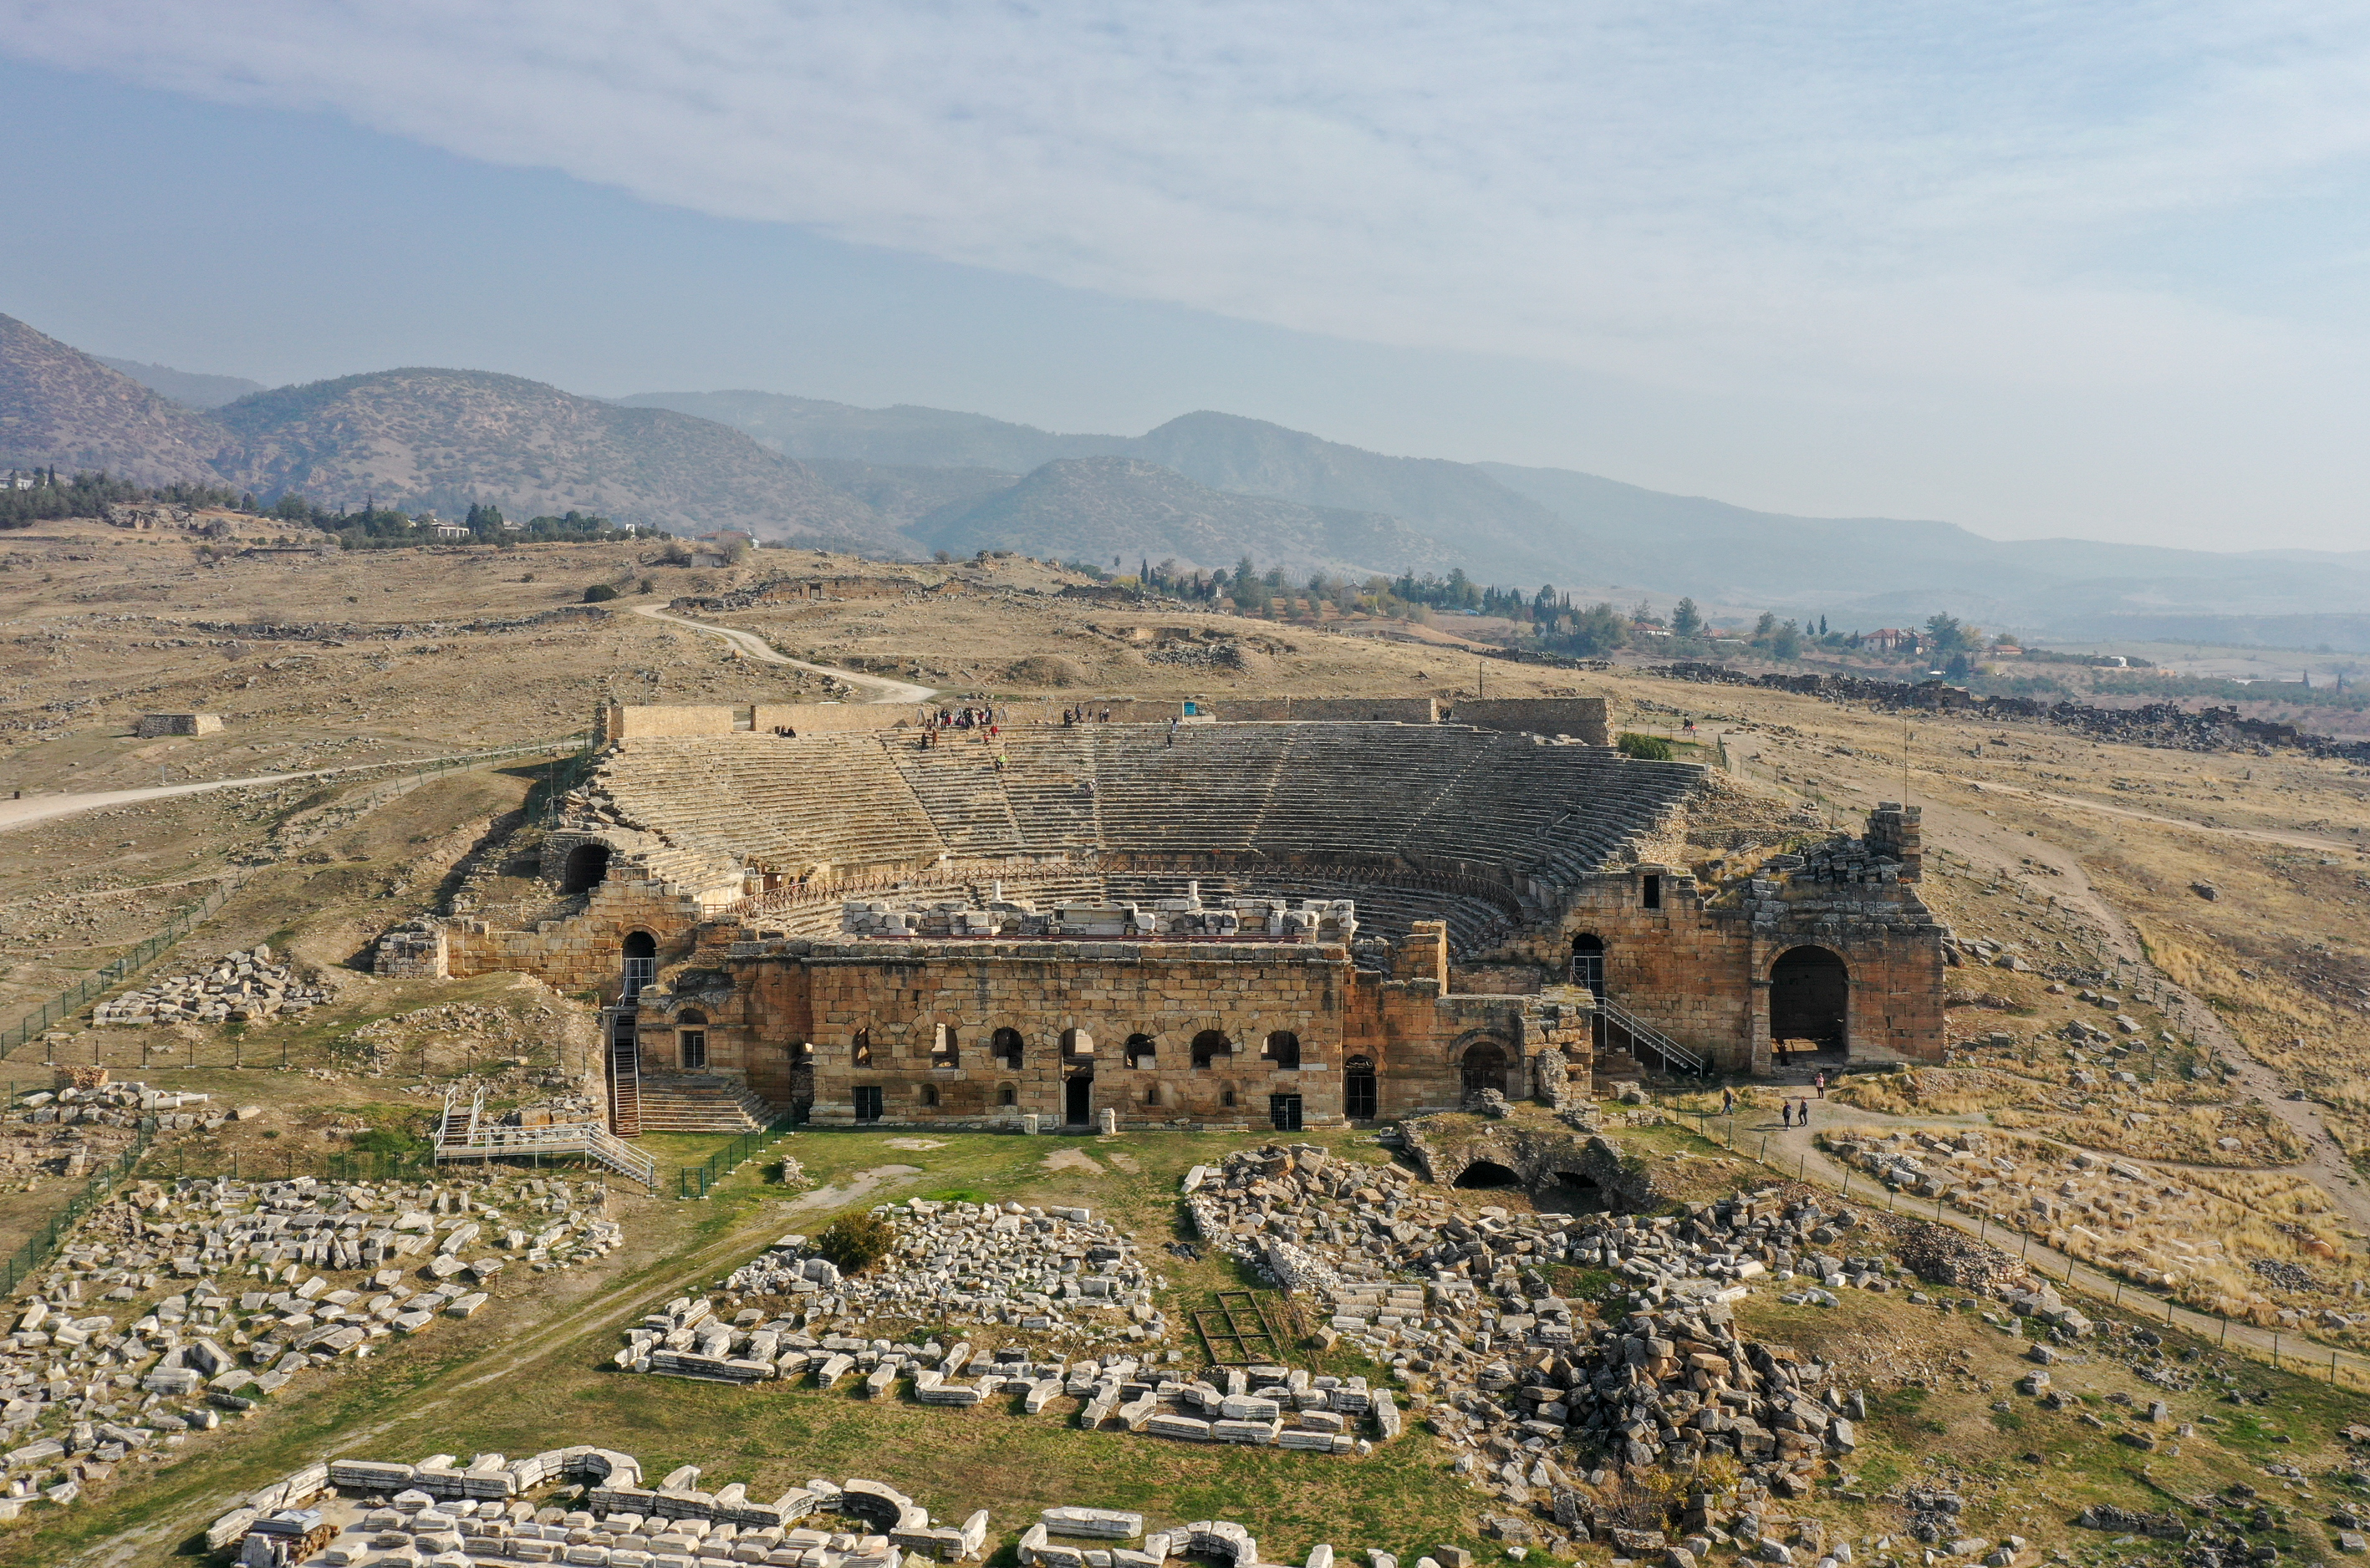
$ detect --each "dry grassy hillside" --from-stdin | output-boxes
[3,527,2370,1561]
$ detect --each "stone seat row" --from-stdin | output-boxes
[598,725,1700,902]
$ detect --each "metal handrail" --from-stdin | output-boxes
[1596,994,1706,1077]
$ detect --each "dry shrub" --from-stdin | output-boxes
[1830,1067,2028,1117]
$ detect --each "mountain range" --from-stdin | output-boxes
[13,313,2370,648]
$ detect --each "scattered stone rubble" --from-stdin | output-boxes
[92,946,330,1026]
[0,1174,625,1515]
[1180,1145,1889,1530]
[202,1446,1405,1568]
[843,890,1356,942]
[711,1200,1163,1342]
[206,1448,987,1567]
[1647,660,2370,761]
[0,1077,199,1180]
[615,1199,1388,1456]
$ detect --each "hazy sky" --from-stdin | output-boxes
[3,3,2367,552]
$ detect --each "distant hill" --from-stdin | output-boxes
[210,369,894,544]
[615,390,1124,471]
[10,308,2367,645]
[798,458,1022,529]
[94,355,266,410]
[0,314,234,486]
[914,456,1454,578]
[651,384,2370,639]
[1476,462,2370,630]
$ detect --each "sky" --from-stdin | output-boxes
[3,2,2368,552]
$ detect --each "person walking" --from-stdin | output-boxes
[1720,1084,1735,1117]
[1797,1098,1812,1128]
[1781,1100,1794,1128]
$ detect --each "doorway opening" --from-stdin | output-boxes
[1569,934,1605,998]
[1771,945,1849,1056]
[1343,1054,1377,1120]
[560,843,609,893]
[1460,1041,1509,1101]
[1453,1160,1519,1189]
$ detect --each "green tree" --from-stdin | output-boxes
[815,1212,897,1275]
[584,583,619,603]
[1671,597,1703,637]
[1924,613,1975,654]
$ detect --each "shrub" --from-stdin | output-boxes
[1617,732,1674,761]
[814,1211,896,1275]
[583,583,619,603]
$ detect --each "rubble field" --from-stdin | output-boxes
[201,1442,1401,1568]
[0,1171,622,1520]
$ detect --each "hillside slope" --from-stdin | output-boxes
[915,456,1452,578]
[214,370,894,543]
[0,314,235,486]
[1481,461,2370,627]
[93,356,267,410]
[615,389,1124,471]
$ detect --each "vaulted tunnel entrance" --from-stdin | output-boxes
[1771,944,1849,1056]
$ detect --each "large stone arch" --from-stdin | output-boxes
[1398,1117,1658,1213]
[1770,944,1849,1056]
[1452,1031,1516,1102]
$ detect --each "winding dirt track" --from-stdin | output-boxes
[631,604,936,705]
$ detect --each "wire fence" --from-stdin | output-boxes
[675,1117,801,1200]
[0,1126,151,1297]
[0,880,242,1058]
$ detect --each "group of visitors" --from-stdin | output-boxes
[1061,706,1116,725]
[1714,1072,1825,1128]
[918,704,1000,751]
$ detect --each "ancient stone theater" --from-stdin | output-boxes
[380,699,1947,1135]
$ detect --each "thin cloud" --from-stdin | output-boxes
[4,2,2366,398]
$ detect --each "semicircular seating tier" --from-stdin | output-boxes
[584,724,1705,950]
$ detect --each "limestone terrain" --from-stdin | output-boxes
[0,528,2367,1561]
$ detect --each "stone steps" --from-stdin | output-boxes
[636,1075,771,1133]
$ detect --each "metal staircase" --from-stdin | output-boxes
[607,1005,643,1139]
[432,1085,659,1190]
[1595,995,1706,1078]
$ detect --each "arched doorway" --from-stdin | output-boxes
[1453,1159,1519,1189]
[1343,1054,1377,1121]
[1064,1070,1093,1126]
[1771,945,1849,1056]
[1550,1168,1608,1214]
[1460,1040,1508,1102]
[621,930,656,1000]
[991,1027,1025,1069]
[1190,1030,1232,1069]
[1261,1031,1301,1070]
[1124,1034,1156,1069]
[561,843,610,893]
[1569,934,1605,998]
[1061,1028,1095,1061]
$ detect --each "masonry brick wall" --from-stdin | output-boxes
[1445,699,1611,746]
